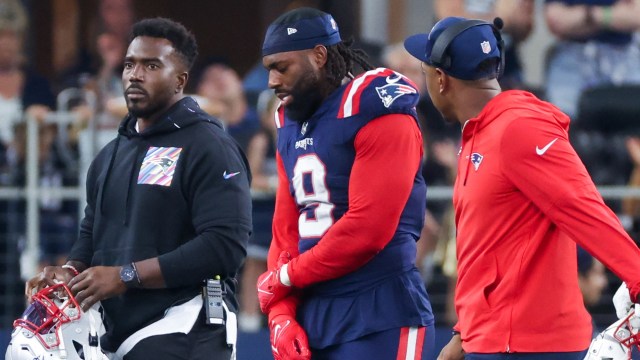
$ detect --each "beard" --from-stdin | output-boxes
[286,71,324,123]
[126,90,173,120]
[127,100,163,119]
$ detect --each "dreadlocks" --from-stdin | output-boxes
[325,39,375,88]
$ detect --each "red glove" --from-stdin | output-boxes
[269,314,311,360]
[257,251,293,313]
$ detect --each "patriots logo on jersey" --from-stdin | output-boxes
[375,83,417,108]
[470,152,483,171]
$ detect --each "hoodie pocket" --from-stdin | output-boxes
[479,256,500,309]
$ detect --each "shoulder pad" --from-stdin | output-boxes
[337,67,420,119]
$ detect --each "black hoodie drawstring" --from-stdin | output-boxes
[97,131,139,225]
[122,143,143,225]
[100,136,121,214]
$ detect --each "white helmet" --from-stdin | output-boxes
[5,283,108,360]
[584,305,640,360]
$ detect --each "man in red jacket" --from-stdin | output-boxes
[404,16,640,359]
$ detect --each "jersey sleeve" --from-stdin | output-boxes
[268,151,303,268]
[286,113,423,288]
[501,117,640,300]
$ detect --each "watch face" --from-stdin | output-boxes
[120,267,135,282]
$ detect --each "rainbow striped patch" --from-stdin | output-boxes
[137,147,182,186]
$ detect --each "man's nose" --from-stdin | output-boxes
[267,71,281,89]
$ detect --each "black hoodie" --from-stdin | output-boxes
[68,97,252,350]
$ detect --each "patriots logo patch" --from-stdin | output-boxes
[470,152,483,171]
[375,83,417,108]
[138,147,182,186]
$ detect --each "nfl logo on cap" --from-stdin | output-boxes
[480,41,491,54]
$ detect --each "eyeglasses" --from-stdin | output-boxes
[420,62,427,74]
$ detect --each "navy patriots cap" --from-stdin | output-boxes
[262,7,342,57]
[404,17,501,80]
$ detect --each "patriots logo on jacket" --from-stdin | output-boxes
[149,157,175,175]
[375,82,417,108]
[470,152,483,171]
[138,147,182,186]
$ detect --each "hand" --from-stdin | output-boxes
[613,282,634,319]
[257,251,293,313]
[438,333,464,360]
[269,314,311,360]
[25,266,77,300]
[67,266,126,311]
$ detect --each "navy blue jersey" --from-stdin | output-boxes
[272,68,434,348]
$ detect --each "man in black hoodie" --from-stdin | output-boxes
[25,18,252,360]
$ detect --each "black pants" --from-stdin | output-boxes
[123,321,232,360]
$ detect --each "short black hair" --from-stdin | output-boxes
[474,58,500,80]
[130,17,198,70]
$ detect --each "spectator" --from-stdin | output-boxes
[0,0,76,271]
[92,0,136,128]
[0,0,59,327]
[245,90,279,195]
[621,136,640,243]
[57,0,136,142]
[545,0,640,120]
[577,246,609,336]
[9,120,78,270]
[0,0,55,146]
[194,60,259,152]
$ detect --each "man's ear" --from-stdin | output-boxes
[176,72,189,93]
[436,68,447,94]
[312,44,328,69]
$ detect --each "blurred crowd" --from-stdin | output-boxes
[2,0,640,337]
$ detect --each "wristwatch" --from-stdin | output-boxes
[120,263,141,288]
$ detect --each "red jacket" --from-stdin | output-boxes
[453,90,640,353]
